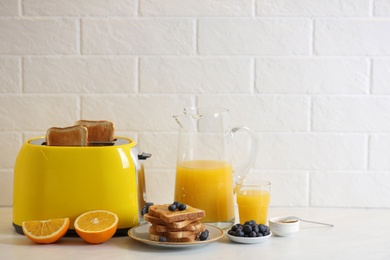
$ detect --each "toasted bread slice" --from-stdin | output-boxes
[144,214,201,229]
[154,220,202,233]
[166,218,202,229]
[149,225,206,239]
[149,233,196,243]
[74,120,114,142]
[166,225,206,239]
[46,125,88,146]
[143,214,167,226]
[148,204,205,223]
[148,225,165,237]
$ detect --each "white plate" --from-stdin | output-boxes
[128,223,224,248]
[226,231,272,244]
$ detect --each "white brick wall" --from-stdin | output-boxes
[82,19,195,55]
[315,19,390,55]
[140,0,253,16]
[198,18,312,55]
[1,0,390,208]
[23,0,137,16]
[0,0,18,16]
[0,18,78,54]
[372,58,390,93]
[256,0,370,16]
[140,57,253,93]
[24,57,137,93]
[0,57,20,93]
[255,58,369,94]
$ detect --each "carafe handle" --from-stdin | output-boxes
[230,126,258,184]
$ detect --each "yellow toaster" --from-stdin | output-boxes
[13,136,149,236]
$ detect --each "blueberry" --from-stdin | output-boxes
[234,229,245,237]
[244,220,256,226]
[168,204,177,211]
[230,225,237,232]
[199,231,209,241]
[259,224,266,233]
[145,202,154,207]
[263,226,271,236]
[159,237,167,242]
[249,231,257,237]
[228,230,235,236]
[243,225,252,234]
[173,201,180,207]
[252,224,259,233]
[141,202,153,215]
[178,204,187,211]
[257,232,263,237]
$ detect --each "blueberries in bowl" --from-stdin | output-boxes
[228,220,271,238]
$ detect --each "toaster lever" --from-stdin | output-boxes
[138,152,152,160]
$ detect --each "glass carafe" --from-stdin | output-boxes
[173,107,258,228]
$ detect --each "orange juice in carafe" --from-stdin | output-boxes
[173,107,259,228]
[174,160,234,223]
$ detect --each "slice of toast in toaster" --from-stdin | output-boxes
[74,120,114,142]
[148,204,205,223]
[46,125,88,146]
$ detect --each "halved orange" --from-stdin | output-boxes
[74,210,118,244]
[22,217,70,244]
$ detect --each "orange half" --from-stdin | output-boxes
[74,210,118,244]
[22,218,70,244]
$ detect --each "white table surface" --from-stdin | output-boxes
[1,207,389,260]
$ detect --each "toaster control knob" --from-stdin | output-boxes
[138,152,152,160]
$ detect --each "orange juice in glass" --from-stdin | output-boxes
[174,160,235,224]
[237,180,271,224]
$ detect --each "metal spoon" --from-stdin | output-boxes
[281,216,334,227]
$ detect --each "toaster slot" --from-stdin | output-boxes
[28,138,132,146]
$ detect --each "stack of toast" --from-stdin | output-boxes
[144,204,207,242]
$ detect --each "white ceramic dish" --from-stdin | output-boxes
[226,231,272,244]
[269,216,300,237]
[128,223,224,248]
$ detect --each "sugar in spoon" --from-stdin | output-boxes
[281,216,334,227]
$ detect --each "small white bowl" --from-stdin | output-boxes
[226,231,272,244]
[269,216,300,237]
